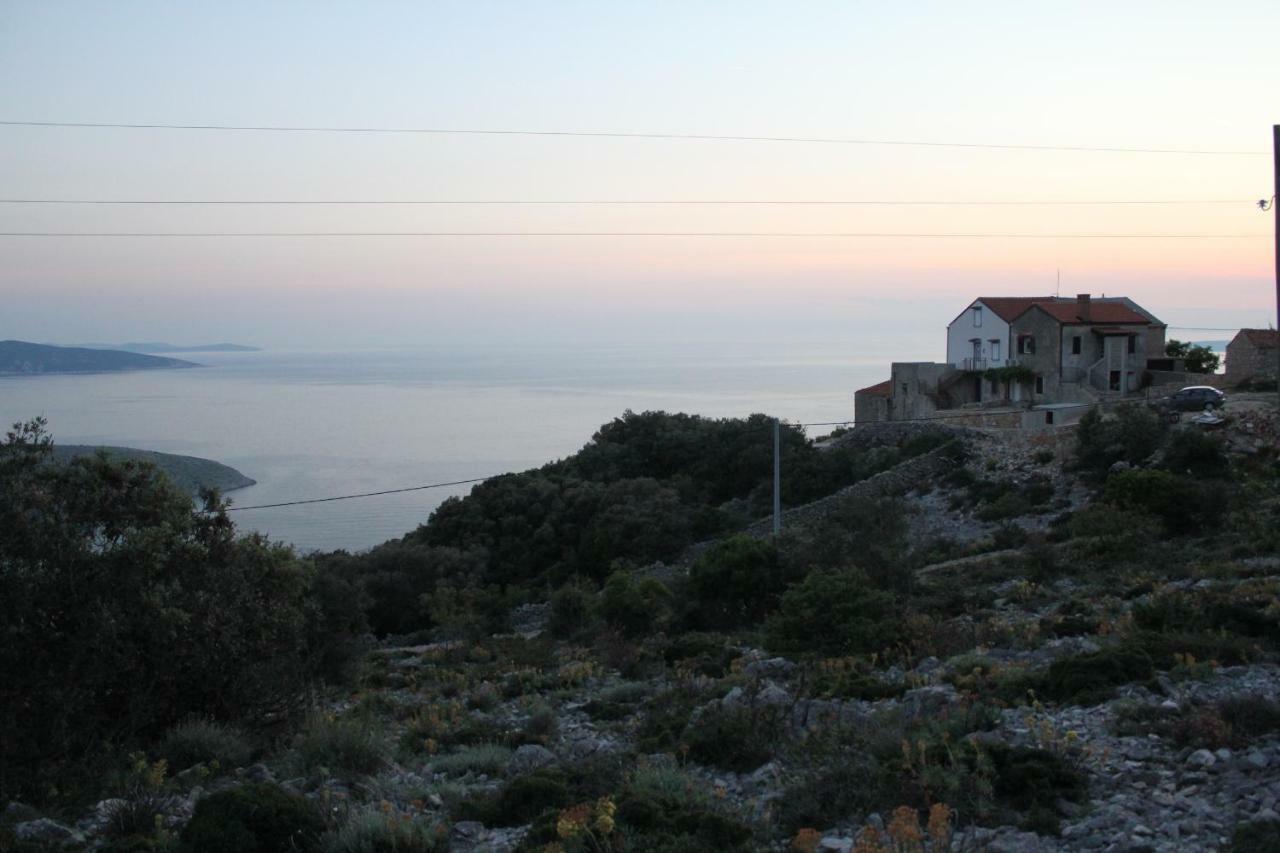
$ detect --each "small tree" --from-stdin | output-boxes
[0,419,346,803]
[1166,339,1221,374]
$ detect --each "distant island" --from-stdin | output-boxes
[76,342,261,354]
[0,341,200,375]
[52,445,256,494]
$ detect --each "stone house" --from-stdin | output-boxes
[1225,329,1279,387]
[856,293,1167,424]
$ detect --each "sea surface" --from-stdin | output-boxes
[0,339,931,552]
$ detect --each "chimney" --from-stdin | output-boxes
[1076,293,1091,322]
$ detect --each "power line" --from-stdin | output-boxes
[0,231,1267,239]
[0,198,1255,206]
[0,120,1267,156]
[218,409,1089,512]
[222,476,496,512]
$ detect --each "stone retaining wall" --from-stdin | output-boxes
[742,440,959,537]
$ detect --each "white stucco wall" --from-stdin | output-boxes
[946,300,1011,368]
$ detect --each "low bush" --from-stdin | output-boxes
[681,704,785,773]
[687,536,794,629]
[1074,405,1165,477]
[1134,589,1279,651]
[453,770,571,827]
[547,583,595,639]
[292,713,388,778]
[1230,819,1280,852]
[430,744,512,777]
[1041,645,1155,705]
[1103,469,1227,536]
[990,745,1087,819]
[775,731,886,833]
[159,719,253,773]
[320,808,446,853]
[661,632,738,678]
[1162,429,1230,479]
[583,682,650,721]
[180,783,324,853]
[613,766,755,851]
[599,570,674,636]
[765,568,899,658]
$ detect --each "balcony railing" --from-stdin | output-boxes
[961,357,1019,371]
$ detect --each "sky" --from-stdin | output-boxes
[1,1,1277,351]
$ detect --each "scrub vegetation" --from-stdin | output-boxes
[3,404,1279,851]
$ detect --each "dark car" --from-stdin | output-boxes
[1152,385,1227,414]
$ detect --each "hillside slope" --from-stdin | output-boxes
[52,445,255,494]
[0,340,199,374]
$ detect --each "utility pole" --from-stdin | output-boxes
[1273,124,1279,411]
[772,419,781,536]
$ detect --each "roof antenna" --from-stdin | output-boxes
[1055,268,1060,298]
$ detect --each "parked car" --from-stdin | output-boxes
[1151,385,1227,414]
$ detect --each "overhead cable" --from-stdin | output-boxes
[0,120,1266,156]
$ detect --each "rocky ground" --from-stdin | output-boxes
[6,407,1279,852]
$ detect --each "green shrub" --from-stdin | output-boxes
[614,763,755,851]
[1219,695,1280,743]
[990,745,1087,817]
[775,745,883,832]
[1103,469,1226,535]
[547,583,595,639]
[765,568,899,658]
[1041,646,1155,705]
[687,536,793,629]
[0,420,349,804]
[681,704,783,773]
[1074,406,1165,477]
[454,771,571,827]
[430,744,511,777]
[319,808,446,853]
[661,633,737,678]
[1229,819,1280,852]
[1067,503,1163,560]
[1132,589,1278,658]
[159,719,253,773]
[779,495,910,590]
[180,783,324,853]
[599,571,674,636]
[584,682,650,721]
[292,713,388,778]
[1162,429,1230,479]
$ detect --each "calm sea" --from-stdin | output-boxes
[0,340,929,552]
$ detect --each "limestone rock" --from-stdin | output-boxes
[15,818,80,845]
[507,744,557,776]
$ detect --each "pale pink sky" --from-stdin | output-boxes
[0,2,1275,346]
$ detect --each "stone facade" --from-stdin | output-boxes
[1226,329,1279,386]
[857,294,1167,426]
[853,380,890,424]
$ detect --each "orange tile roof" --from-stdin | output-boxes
[856,379,892,397]
[1031,301,1149,325]
[974,297,1149,325]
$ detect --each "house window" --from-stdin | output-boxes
[1109,370,1121,391]
[1072,336,1082,355]
[1127,335,1136,354]
[1035,376,1044,394]
[972,307,982,327]
[990,340,1001,362]
[1045,410,1055,425]
[1018,336,1036,355]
